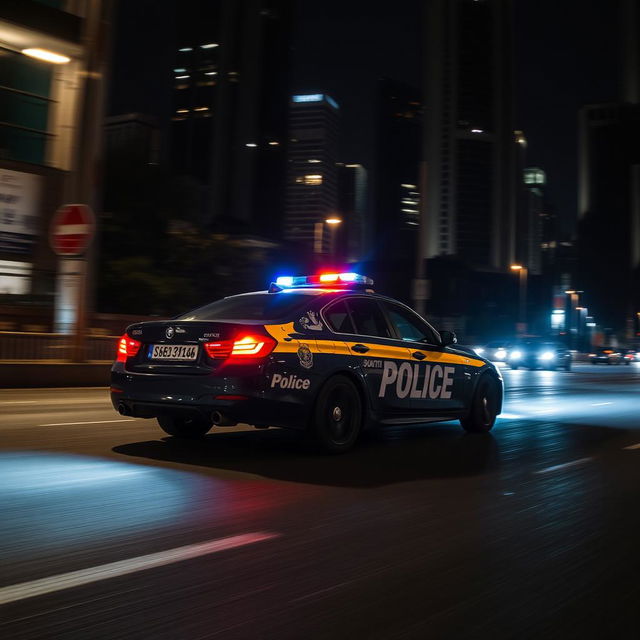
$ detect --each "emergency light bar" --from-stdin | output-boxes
[273,272,374,289]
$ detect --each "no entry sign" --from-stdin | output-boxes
[50,204,95,257]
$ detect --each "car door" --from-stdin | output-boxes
[323,296,413,419]
[380,301,471,415]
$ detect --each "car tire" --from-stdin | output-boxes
[311,375,362,453]
[157,414,212,438]
[460,374,499,433]
[510,364,519,370]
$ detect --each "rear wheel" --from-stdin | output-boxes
[311,375,362,453]
[461,375,500,433]
[157,414,212,438]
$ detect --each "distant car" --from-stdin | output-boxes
[621,349,637,365]
[472,341,512,362]
[506,339,572,371]
[589,348,623,365]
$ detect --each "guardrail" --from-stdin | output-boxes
[0,332,118,362]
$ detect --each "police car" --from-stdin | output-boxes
[111,273,503,452]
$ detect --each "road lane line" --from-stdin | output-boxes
[39,419,136,426]
[591,402,612,406]
[0,532,279,606]
[624,443,640,450]
[534,458,592,475]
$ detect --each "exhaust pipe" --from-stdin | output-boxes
[118,403,131,416]
[211,411,237,427]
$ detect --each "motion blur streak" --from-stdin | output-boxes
[0,452,198,549]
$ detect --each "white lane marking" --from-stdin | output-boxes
[498,413,524,420]
[591,402,612,406]
[0,532,279,606]
[624,443,640,450]
[39,419,137,426]
[534,458,592,475]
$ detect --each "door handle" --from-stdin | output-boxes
[412,351,426,360]
[352,344,370,354]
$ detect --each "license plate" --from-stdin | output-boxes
[150,344,198,360]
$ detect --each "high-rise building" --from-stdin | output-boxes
[336,163,367,263]
[422,0,516,272]
[105,113,161,166]
[0,0,98,299]
[372,78,422,303]
[284,93,340,255]
[170,0,292,235]
[577,103,640,335]
[577,0,640,338]
[520,166,546,276]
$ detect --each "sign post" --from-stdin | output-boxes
[50,204,96,361]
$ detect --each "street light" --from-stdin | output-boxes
[510,264,528,335]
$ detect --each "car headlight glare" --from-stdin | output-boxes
[510,350,522,360]
[495,349,507,360]
[474,347,484,355]
[539,351,555,361]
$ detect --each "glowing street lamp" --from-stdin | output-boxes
[22,48,71,64]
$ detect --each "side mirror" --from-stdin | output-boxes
[440,330,457,346]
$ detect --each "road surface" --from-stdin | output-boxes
[1,364,639,639]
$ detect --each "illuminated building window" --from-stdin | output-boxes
[295,174,323,185]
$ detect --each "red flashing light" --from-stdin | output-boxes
[116,335,141,362]
[319,273,339,283]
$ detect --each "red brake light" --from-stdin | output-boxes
[203,334,276,361]
[116,335,142,362]
[203,340,232,359]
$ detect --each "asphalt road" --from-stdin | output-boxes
[1,364,639,639]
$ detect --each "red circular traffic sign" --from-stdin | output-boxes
[49,204,95,257]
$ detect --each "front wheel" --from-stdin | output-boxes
[311,375,362,453]
[157,414,212,438]
[461,375,500,433]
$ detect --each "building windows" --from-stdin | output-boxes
[295,174,323,185]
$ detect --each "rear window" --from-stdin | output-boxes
[177,292,312,321]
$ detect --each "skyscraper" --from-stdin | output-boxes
[171,0,292,235]
[336,162,368,263]
[422,0,516,272]
[283,94,340,255]
[372,78,422,302]
[577,0,640,338]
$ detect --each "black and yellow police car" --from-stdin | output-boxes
[111,273,503,452]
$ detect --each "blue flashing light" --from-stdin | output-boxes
[273,273,373,289]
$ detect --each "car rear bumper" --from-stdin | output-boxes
[110,366,312,430]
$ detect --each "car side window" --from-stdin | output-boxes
[384,303,439,344]
[324,299,356,334]
[346,298,391,338]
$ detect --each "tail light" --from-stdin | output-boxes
[204,334,276,361]
[116,335,142,362]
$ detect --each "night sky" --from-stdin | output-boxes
[110,0,620,235]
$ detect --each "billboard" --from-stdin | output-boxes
[0,168,42,254]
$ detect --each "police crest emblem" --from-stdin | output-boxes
[297,344,313,369]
